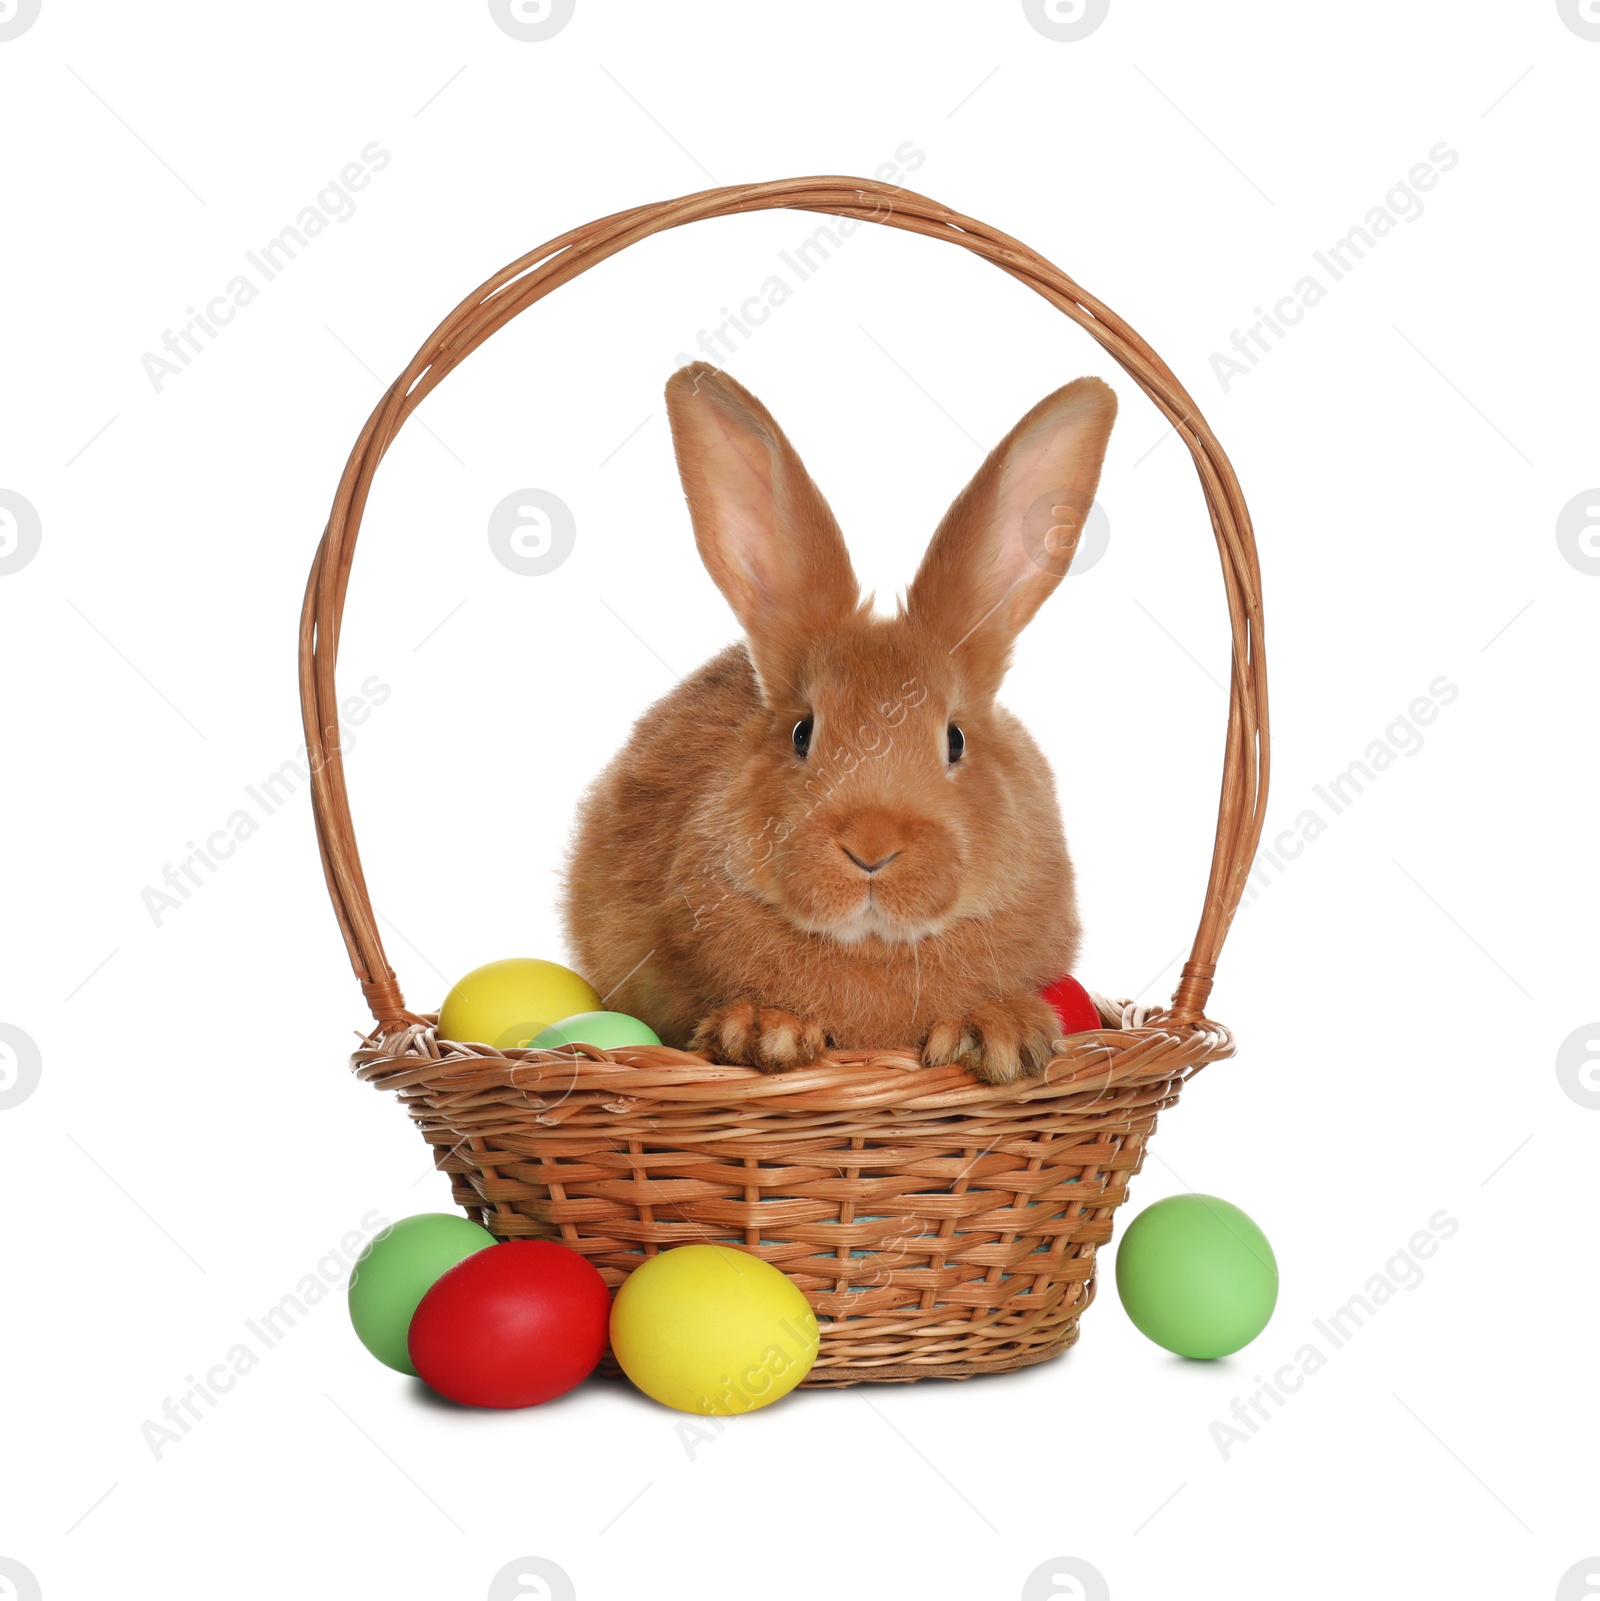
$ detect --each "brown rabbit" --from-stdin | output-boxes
[561,362,1116,1083]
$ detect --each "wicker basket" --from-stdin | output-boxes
[300,176,1268,1385]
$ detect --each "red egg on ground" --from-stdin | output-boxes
[1041,974,1100,1036]
[407,1239,611,1408]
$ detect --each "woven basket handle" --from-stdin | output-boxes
[300,176,1268,1032]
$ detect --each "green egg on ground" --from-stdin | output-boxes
[347,1213,498,1374]
[1115,1193,1278,1359]
[527,1011,662,1051]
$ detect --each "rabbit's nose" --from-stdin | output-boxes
[842,846,902,876]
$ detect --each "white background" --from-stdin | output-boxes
[2,3,1596,1598]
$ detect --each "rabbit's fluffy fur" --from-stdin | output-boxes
[562,363,1117,1083]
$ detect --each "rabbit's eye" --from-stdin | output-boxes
[792,716,814,758]
[947,723,966,763]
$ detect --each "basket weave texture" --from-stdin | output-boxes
[301,176,1269,1385]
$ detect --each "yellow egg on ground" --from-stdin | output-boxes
[610,1244,819,1415]
[436,958,601,1052]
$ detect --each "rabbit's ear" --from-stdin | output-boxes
[666,362,859,702]
[907,377,1116,698]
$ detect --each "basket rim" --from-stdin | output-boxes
[352,1000,1235,1116]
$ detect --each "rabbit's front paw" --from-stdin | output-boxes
[922,995,1060,1085]
[691,1000,829,1072]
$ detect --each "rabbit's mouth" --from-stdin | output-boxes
[744,804,965,944]
[791,888,953,947]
